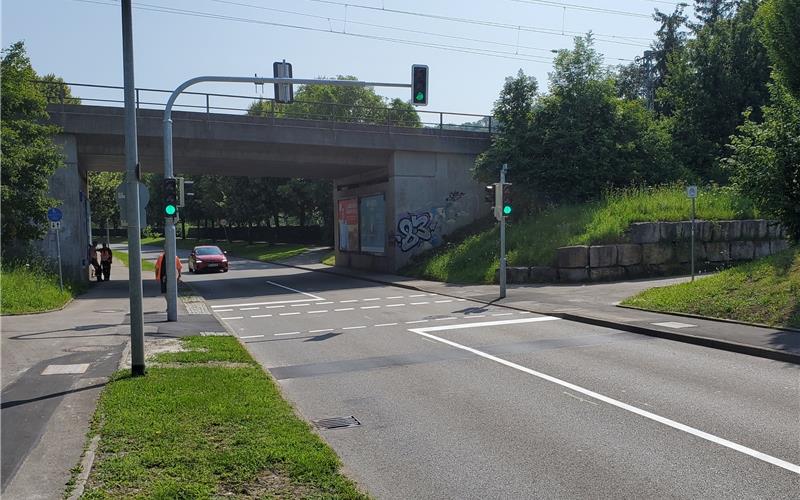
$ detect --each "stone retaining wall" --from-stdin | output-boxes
[504,220,791,283]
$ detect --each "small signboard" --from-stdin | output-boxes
[50,221,61,230]
[686,186,698,199]
[47,207,63,222]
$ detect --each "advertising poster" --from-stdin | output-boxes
[359,194,386,254]
[338,198,359,251]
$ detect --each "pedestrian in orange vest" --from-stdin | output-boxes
[155,252,182,294]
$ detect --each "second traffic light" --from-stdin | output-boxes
[502,184,512,216]
[164,177,178,217]
[411,64,428,106]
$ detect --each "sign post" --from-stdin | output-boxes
[47,208,64,292]
[499,164,508,299]
[687,185,698,282]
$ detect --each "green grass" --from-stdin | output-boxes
[321,251,336,266]
[141,237,307,264]
[0,262,82,314]
[622,247,800,328]
[402,185,758,284]
[113,250,156,273]
[82,336,368,499]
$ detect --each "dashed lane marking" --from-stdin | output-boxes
[318,301,334,305]
[361,306,380,310]
[410,302,430,305]
[335,308,355,312]
[434,300,453,304]
[212,298,320,308]
[408,294,427,298]
[251,314,272,318]
[342,326,366,330]
[274,331,300,336]
[279,312,301,316]
[241,334,265,339]
[339,299,358,303]
[291,303,312,307]
[215,309,233,312]
[375,323,398,327]
[265,305,286,309]
[240,307,259,311]
[363,298,381,301]
[309,328,334,333]
[308,310,329,314]
[405,320,429,324]
[387,304,406,307]
[387,296,404,299]
[435,317,458,321]
[492,313,514,317]
[220,316,244,320]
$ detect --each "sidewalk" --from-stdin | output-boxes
[279,256,800,365]
[0,261,226,500]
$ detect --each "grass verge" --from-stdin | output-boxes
[0,261,82,314]
[321,251,336,266]
[113,250,156,273]
[82,336,367,499]
[140,237,307,263]
[402,185,758,284]
[622,247,800,328]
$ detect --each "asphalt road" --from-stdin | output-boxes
[167,249,800,499]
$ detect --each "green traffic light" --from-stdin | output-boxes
[415,91,425,102]
[165,204,177,216]
[503,205,512,215]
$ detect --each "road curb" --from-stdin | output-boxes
[269,260,800,366]
[616,304,800,333]
[66,434,100,500]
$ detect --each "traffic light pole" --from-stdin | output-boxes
[499,164,508,299]
[121,0,146,375]
[162,75,413,321]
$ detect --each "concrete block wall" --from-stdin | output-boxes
[504,220,792,284]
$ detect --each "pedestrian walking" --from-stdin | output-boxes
[89,241,101,282]
[99,243,113,281]
[155,251,182,294]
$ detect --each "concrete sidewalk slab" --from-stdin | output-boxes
[275,259,800,365]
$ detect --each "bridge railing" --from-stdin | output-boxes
[38,81,494,133]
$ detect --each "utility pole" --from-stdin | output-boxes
[499,164,508,299]
[121,0,145,376]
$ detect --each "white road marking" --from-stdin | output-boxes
[363,298,381,301]
[409,319,800,476]
[240,307,259,311]
[410,302,430,305]
[405,320,429,324]
[215,309,233,312]
[42,364,90,375]
[240,334,265,339]
[435,317,458,321]
[220,316,244,320]
[387,303,406,307]
[340,299,358,303]
[266,280,325,300]
[409,294,427,298]
[274,331,300,336]
[291,303,312,307]
[387,296,404,299]
[335,308,355,312]
[361,306,380,310]
[456,299,467,302]
[265,305,286,309]
[212,298,320,308]
[342,326,366,330]
[466,314,487,318]
[279,312,301,316]
[309,328,334,333]
[308,310,329,314]
[251,314,272,318]
[492,313,514,317]
[375,323,398,327]
[652,321,697,329]
[435,300,453,304]
[318,302,334,305]
[417,316,559,332]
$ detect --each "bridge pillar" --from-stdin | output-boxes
[333,151,484,273]
[36,135,92,284]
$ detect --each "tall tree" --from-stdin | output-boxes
[757,0,800,98]
[88,172,123,230]
[651,5,689,113]
[37,74,80,104]
[693,0,737,28]
[1,42,64,251]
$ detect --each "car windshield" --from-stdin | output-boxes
[195,247,222,256]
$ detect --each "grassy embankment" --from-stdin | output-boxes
[0,262,83,314]
[80,336,367,498]
[402,185,758,284]
[113,250,156,272]
[140,237,308,263]
[622,246,799,329]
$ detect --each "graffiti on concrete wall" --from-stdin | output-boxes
[395,194,470,252]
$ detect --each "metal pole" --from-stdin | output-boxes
[499,164,507,299]
[121,0,146,376]
[105,219,110,245]
[691,197,696,282]
[55,227,63,292]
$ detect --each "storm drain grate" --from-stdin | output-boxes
[312,416,361,430]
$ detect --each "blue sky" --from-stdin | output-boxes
[2,0,691,117]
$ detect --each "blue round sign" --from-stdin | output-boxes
[47,207,63,222]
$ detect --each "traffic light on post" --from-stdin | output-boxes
[502,184,512,217]
[411,64,428,106]
[484,184,496,205]
[164,177,178,217]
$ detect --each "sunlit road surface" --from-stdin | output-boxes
[181,254,800,499]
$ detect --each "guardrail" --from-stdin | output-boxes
[38,81,494,133]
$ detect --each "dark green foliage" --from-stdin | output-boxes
[726,83,800,242]
[0,42,64,251]
[757,0,800,99]
[88,172,123,232]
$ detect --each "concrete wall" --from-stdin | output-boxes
[332,151,484,272]
[36,135,91,284]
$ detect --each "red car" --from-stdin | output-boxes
[188,245,229,273]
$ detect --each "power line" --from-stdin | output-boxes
[72,0,555,63]
[300,0,653,46]
[506,0,653,18]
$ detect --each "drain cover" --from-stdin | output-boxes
[312,416,361,430]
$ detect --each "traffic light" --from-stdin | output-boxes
[484,184,496,204]
[273,60,294,103]
[164,177,178,217]
[411,64,428,106]
[502,183,512,217]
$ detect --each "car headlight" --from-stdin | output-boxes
[222,259,227,263]
[195,259,203,263]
